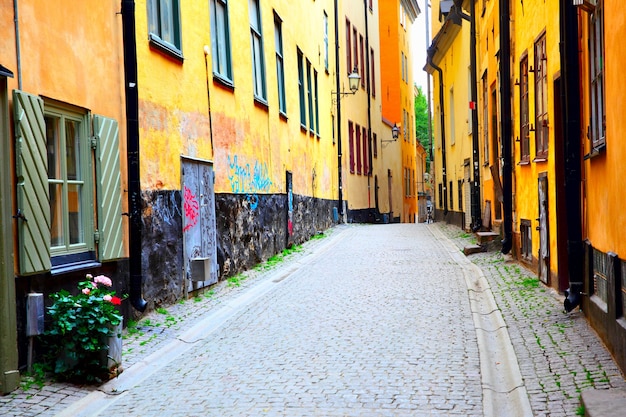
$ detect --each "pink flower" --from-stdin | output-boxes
[82,288,91,295]
[103,295,112,302]
[94,275,112,287]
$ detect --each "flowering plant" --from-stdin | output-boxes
[44,274,124,382]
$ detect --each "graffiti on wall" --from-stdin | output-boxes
[227,155,272,209]
[183,185,200,232]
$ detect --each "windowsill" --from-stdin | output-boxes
[213,74,235,91]
[590,294,608,314]
[518,160,530,166]
[533,157,548,163]
[279,112,288,122]
[149,34,184,62]
[300,124,308,133]
[51,260,102,276]
[584,143,606,160]
[254,97,269,110]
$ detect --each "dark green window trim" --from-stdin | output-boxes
[210,0,233,83]
[148,0,183,60]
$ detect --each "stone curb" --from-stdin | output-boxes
[429,224,534,417]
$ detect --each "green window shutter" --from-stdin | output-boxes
[94,115,124,261]
[13,90,51,274]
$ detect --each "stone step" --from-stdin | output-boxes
[463,244,483,256]
[581,388,626,417]
[476,231,501,245]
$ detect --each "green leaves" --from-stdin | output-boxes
[43,274,124,383]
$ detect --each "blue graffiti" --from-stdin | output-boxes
[227,155,272,209]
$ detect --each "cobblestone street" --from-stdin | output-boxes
[1,223,624,416]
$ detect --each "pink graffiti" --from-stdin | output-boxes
[183,185,199,232]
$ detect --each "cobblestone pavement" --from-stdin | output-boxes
[436,222,626,417]
[1,222,625,417]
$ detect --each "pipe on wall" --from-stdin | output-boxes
[333,0,344,219]
[427,54,448,216]
[499,0,513,254]
[560,0,583,312]
[453,0,481,230]
[121,0,147,312]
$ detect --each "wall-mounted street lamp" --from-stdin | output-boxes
[332,67,361,99]
[382,124,400,143]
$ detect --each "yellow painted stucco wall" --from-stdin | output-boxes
[583,2,626,257]
[136,0,338,200]
[476,0,500,230]
[510,0,561,277]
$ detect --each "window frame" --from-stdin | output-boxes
[274,12,286,116]
[210,0,234,85]
[306,59,314,134]
[589,1,605,151]
[45,103,94,259]
[147,0,183,59]
[249,0,267,103]
[520,54,530,163]
[534,33,548,160]
[297,49,306,129]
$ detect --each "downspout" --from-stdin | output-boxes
[561,1,583,311]
[334,0,344,220]
[13,0,22,89]
[499,0,513,254]
[364,0,373,213]
[121,0,147,312]
[453,1,482,230]
[427,54,448,216]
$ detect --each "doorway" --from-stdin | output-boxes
[538,174,550,284]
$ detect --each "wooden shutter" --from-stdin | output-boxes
[13,90,51,274]
[94,115,124,261]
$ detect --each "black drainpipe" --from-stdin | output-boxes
[453,1,481,230]
[499,0,513,254]
[121,0,147,312]
[561,1,583,312]
[334,0,344,220]
[427,54,448,216]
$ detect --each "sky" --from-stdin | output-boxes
[411,0,430,92]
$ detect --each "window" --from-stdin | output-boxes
[356,124,362,175]
[373,132,378,157]
[362,126,368,175]
[589,1,605,150]
[324,12,329,72]
[449,181,454,210]
[306,60,313,132]
[314,70,319,135]
[46,107,91,254]
[534,33,548,159]
[520,55,530,162]
[449,87,455,146]
[520,219,532,261]
[353,27,358,73]
[148,0,182,58]
[482,72,489,164]
[274,13,286,115]
[346,20,351,73]
[360,35,365,88]
[370,48,376,97]
[210,0,233,83]
[349,121,355,173]
[298,49,306,128]
[401,52,405,82]
[249,0,266,102]
[13,91,124,275]
[458,179,463,212]
[438,183,443,208]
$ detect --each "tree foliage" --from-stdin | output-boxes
[414,85,431,162]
